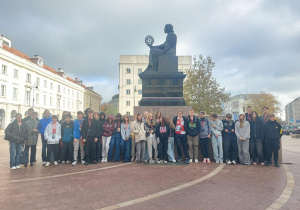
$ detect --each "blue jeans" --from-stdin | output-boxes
[41,133,48,162]
[123,138,132,162]
[10,142,23,168]
[167,137,175,161]
[108,133,122,161]
[211,135,223,162]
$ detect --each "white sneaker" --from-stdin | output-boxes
[189,159,193,163]
[42,161,47,165]
[232,160,237,165]
[11,166,17,170]
[164,160,168,163]
[72,161,77,166]
[149,159,155,164]
[45,162,50,167]
[157,160,161,164]
[61,161,65,164]
[81,159,85,164]
[16,165,20,169]
[195,159,198,163]
[105,158,108,162]
[54,161,59,166]
[66,161,70,164]
[216,160,219,163]
[172,159,176,163]
[226,160,232,165]
[219,160,223,163]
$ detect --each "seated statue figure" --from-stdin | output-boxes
[146,24,177,71]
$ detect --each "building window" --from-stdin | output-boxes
[13,87,18,99]
[50,83,53,90]
[43,95,47,105]
[36,93,39,104]
[50,97,53,106]
[63,87,65,94]
[26,73,31,83]
[138,79,142,84]
[126,101,130,106]
[126,79,131,84]
[138,89,142,95]
[1,84,6,97]
[25,91,30,105]
[14,69,19,78]
[126,68,131,74]
[44,80,47,88]
[126,89,131,95]
[58,85,60,92]
[77,92,79,99]
[1,65,7,75]
[126,112,130,115]
[68,89,70,95]
[138,69,142,74]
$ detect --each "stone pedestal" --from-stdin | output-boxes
[139,55,186,106]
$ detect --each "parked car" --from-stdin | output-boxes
[282,126,300,135]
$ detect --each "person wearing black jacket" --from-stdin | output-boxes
[173,110,189,164]
[95,112,104,163]
[264,113,282,167]
[249,111,265,165]
[156,116,170,163]
[5,113,27,170]
[245,106,253,121]
[81,109,99,165]
[222,114,238,165]
[185,109,201,163]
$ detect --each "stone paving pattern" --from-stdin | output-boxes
[0,135,299,210]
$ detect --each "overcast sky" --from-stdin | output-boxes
[1,0,300,115]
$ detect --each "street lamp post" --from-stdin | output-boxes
[32,83,38,108]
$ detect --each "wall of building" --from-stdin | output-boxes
[285,97,300,126]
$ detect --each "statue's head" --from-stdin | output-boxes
[164,24,174,33]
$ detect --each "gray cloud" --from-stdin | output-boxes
[1,0,300,107]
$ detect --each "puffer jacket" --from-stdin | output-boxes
[4,120,26,144]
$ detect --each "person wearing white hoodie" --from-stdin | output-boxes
[235,114,251,165]
[44,115,61,166]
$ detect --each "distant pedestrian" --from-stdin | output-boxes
[199,111,211,164]
[249,111,265,165]
[44,115,61,166]
[131,113,146,163]
[5,113,26,170]
[24,112,39,166]
[156,116,170,163]
[222,113,238,165]
[235,114,250,165]
[210,113,224,163]
[264,113,282,167]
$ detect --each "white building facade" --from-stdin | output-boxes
[0,35,101,130]
[223,94,250,121]
[118,55,192,115]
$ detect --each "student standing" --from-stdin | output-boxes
[72,111,85,166]
[5,113,26,170]
[44,115,61,166]
[185,109,201,163]
[264,113,282,167]
[60,114,74,164]
[235,114,251,165]
[102,115,115,162]
[24,112,39,166]
[81,109,99,165]
[249,111,265,165]
[245,106,253,121]
[121,115,132,162]
[210,114,224,163]
[38,110,52,165]
[156,117,170,163]
[199,111,211,163]
[95,112,104,163]
[131,113,146,163]
[144,113,158,163]
[167,117,176,163]
[222,114,238,165]
[108,113,122,162]
[173,110,189,164]
[131,115,136,162]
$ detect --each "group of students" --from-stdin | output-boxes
[5,105,282,170]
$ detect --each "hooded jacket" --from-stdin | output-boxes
[264,120,282,140]
[44,122,61,144]
[144,120,157,137]
[61,121,74,143]
[73,118,84,139]
[222,119,235,139]
[235,118,250,140]
[38,116,52,134]
[210,119,223,136]
[4,120,27,144]
[185,115,200,136]
[199,117,211,138]
[102,116,115,137]
[156,122,170,139]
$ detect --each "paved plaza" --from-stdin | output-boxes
[0,135,299,210]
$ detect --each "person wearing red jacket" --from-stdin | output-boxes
[102,115,115,162]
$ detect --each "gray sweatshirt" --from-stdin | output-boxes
[235,119,250,140]
[210,119,223,136]
[199,117,212,138]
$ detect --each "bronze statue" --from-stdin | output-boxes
[145,24,177,71]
